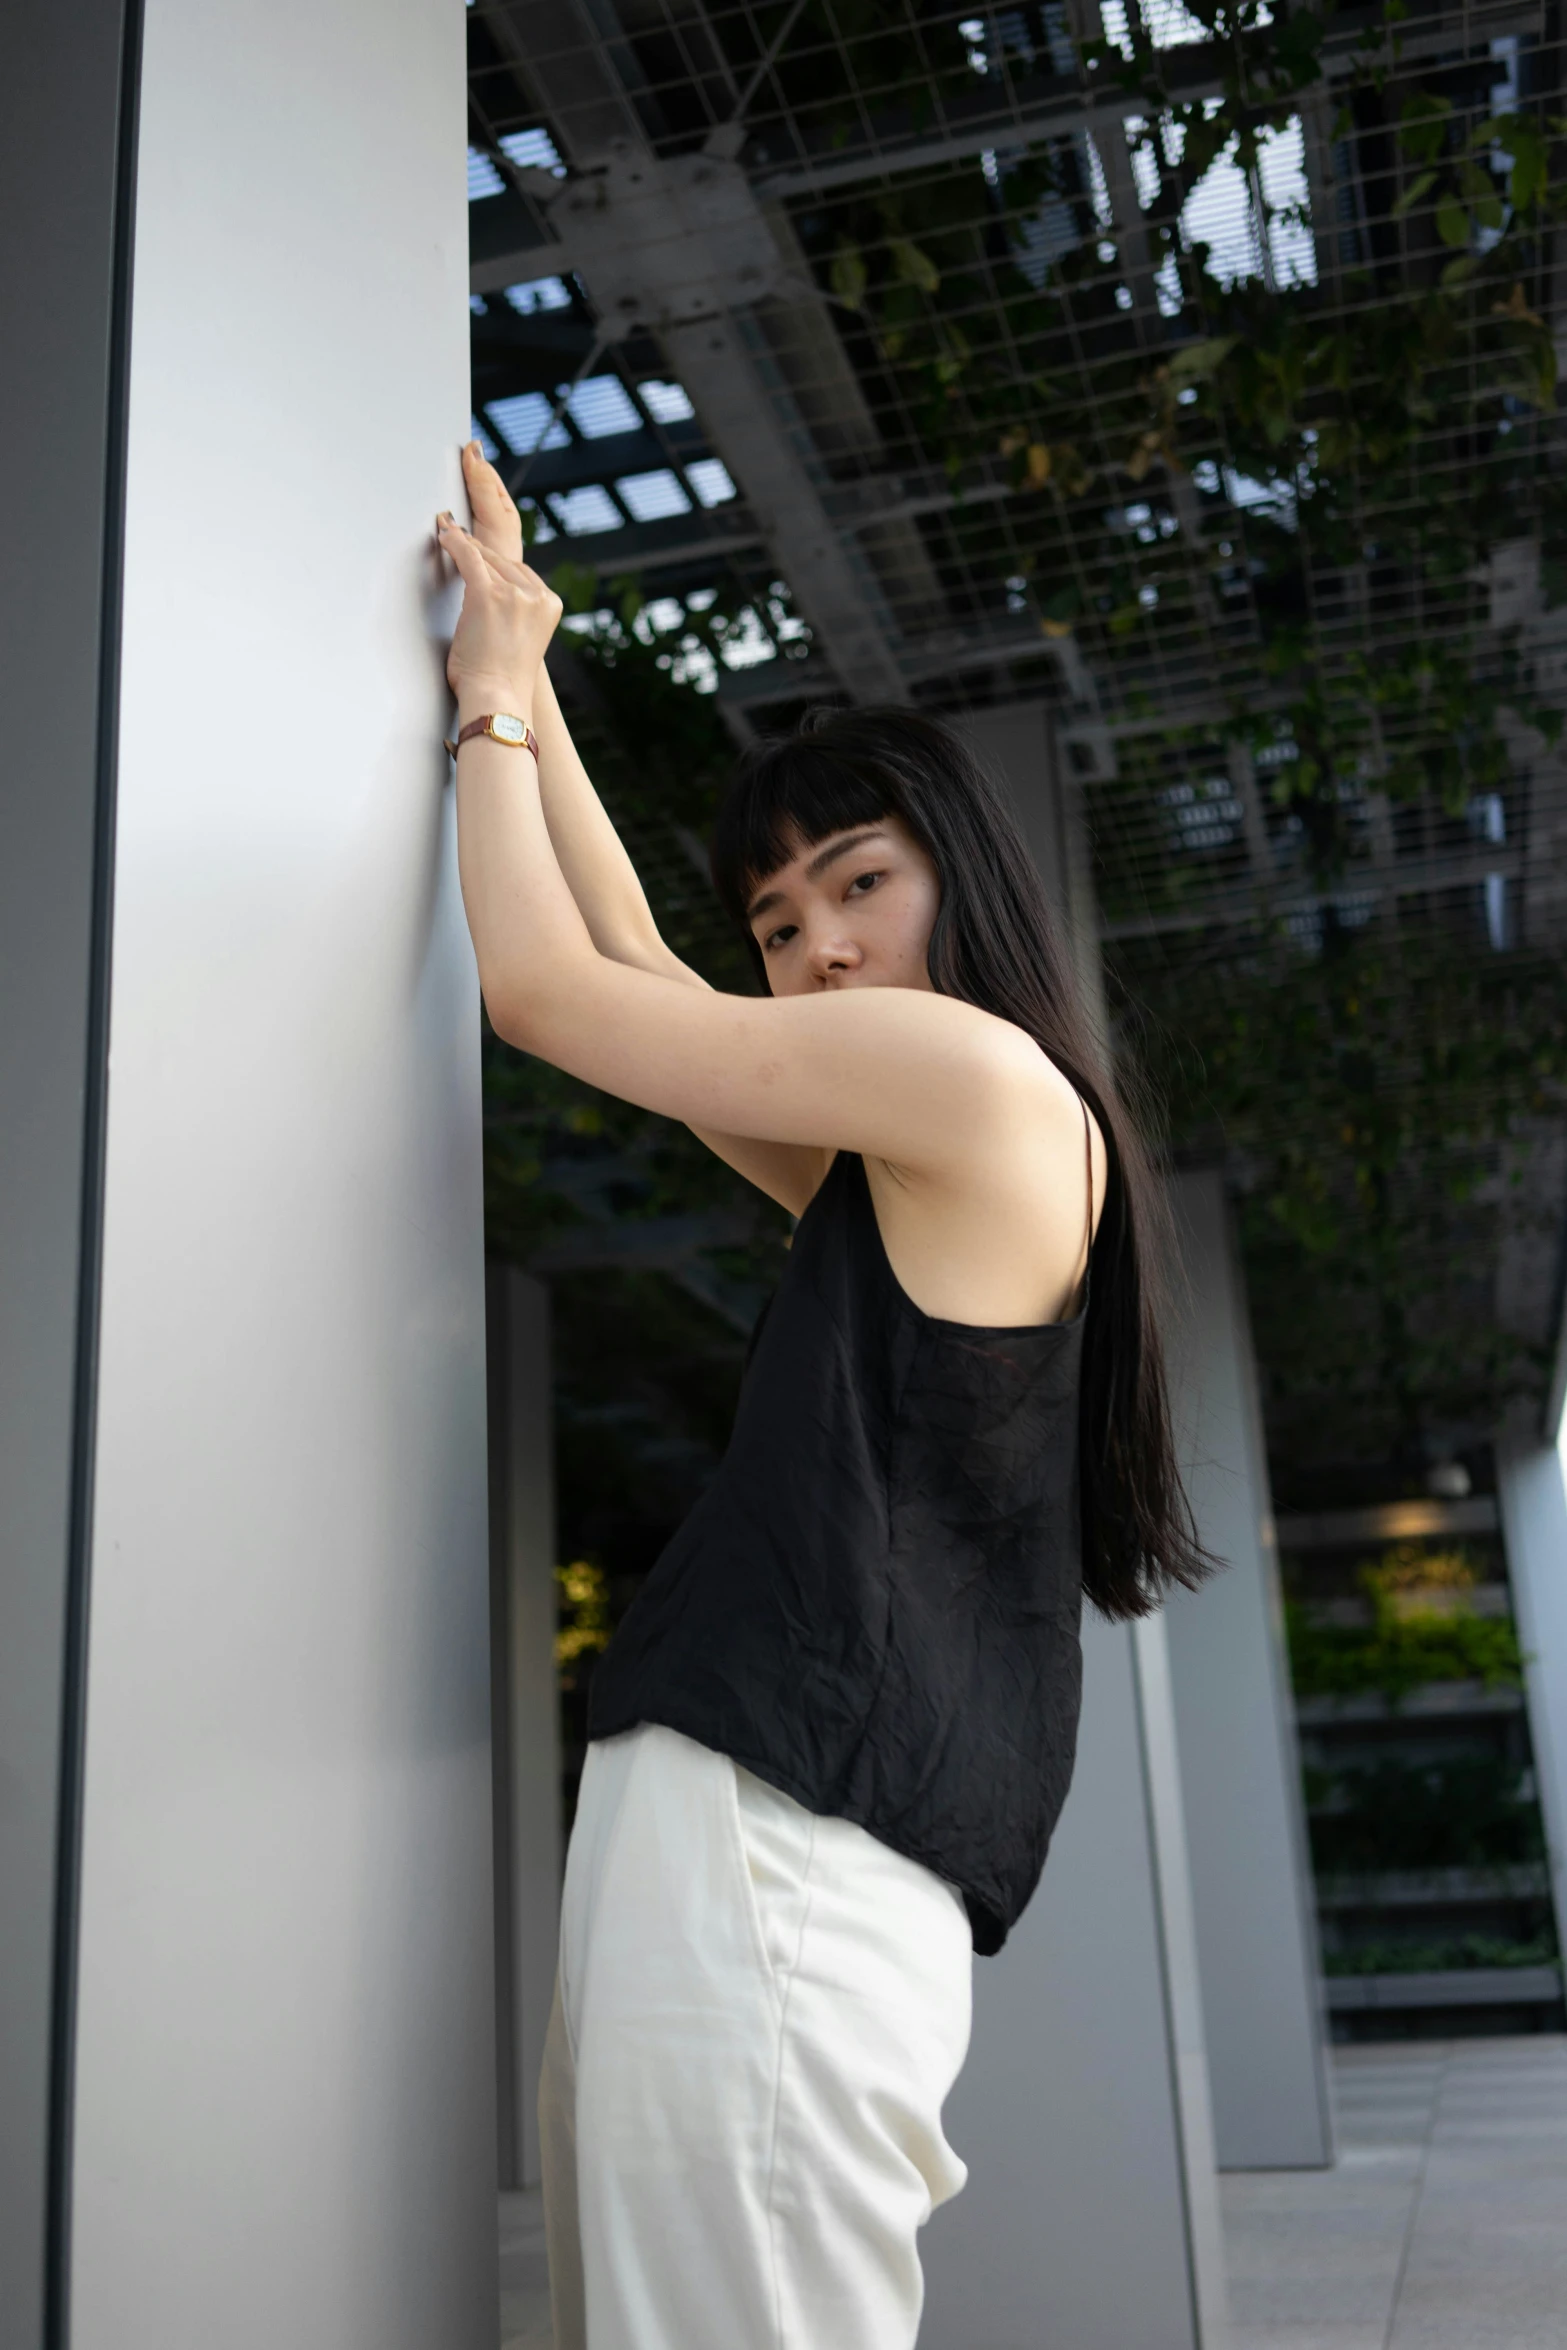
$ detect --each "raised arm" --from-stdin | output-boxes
[532,661,690,977]
[459,444,826,1210]
[465,449,693,981]
[437,508,1045,1186]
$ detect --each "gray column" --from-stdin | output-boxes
[0,7,135,2339]
[1496,1432,1567,1969]
[921,1613,1228,2350]
[1164,1173,1333,2170]
[921,706,1229,2347]
[488,1270,563,2191]
[29,2,498,2345]
[955,700,1104,1041]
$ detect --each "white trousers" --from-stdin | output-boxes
[539,1724,973,2350]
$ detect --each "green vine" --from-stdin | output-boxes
[765,0,1567,848]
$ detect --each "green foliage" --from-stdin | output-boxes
[1286,1598,1523,1700]
[1359,1540,1481,1596]
[1324,1931,1558,1974]
[555,1560,613,1686]
[1290,1538,1523,1698]
[1112,917,1567,1460]
[479,5,1567,1516]
[1306,1754,1544,1871]
[776,0,1567,853]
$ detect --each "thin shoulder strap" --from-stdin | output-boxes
[1080,1093,1095,1289]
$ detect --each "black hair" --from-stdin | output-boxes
[709,703,1210,1622]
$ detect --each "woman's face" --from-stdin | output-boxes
[745,815,941,997]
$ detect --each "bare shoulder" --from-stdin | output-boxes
[784,988,1098,1197]
[987,1027,1107,1228]
[791,984,1058,1110]
[920,1005,1099,1168]
[865,1019,1105,1323]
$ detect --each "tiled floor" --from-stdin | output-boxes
[1223,2037,1567,2350]
[501,2036,1567,2349]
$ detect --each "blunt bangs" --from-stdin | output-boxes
[709,728,895,928]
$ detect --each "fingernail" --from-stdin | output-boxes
[466,439,482,458]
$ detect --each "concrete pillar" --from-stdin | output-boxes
[1165,1173,1334,2170]
[2,2,496,2344]
[955,700,1105,1044]
[1,8,137,2338]
[920,705,1228,2347]
[487,1269,563,2191]
[922,1613,1228,2350]
[1496,1432,1567,1970]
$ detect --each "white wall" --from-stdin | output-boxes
[65,2,496,2343]
[1164,1173,1333,2170]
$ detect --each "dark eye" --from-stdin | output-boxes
[762,922,798,952]
[848,868,883,897]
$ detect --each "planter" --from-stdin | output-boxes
[1295,1682,1524,1725]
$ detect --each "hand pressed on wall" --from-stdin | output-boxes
[436,469,561,709]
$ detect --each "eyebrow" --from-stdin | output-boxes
[746,828,888,922]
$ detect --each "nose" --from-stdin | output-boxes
[804,923,863,984]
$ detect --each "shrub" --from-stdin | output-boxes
[1325,1932,1558,1976]
[1307,1755,1544,1872]
[1287,1600,1523,1700]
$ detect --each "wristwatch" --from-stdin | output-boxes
[443,713,539,759]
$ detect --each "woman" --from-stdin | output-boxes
[438,442,1205,2350]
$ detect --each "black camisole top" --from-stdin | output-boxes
[588,1135,1090,1956]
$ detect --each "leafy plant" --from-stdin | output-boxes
[1325,1930,1558,1974]
[775,0,1567,852]
[555,1559,613,1683]
[1113,916,1567,1468]
[1360,1541,1481,1607]
[1306,1753,1544,1871]
[1287,1599,1523,1699]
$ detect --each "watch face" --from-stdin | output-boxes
[491,713,527,744]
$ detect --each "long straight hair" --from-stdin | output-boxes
[709,704,1210,1622]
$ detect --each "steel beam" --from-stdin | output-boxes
[662,311,911,700]
[481,1,912,704]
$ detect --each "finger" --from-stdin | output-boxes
[436,513,500,590]
[463,439,524,533]
[463,458,510,519]
[441,509,520,582]
[447,519,561,611]
[463,436,508,490]
[438,510,498,563]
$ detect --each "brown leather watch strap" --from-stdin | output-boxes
[441,714,540,759]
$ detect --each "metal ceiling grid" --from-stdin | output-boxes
[465,0,1567,1468]
[465,0,1567,942]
